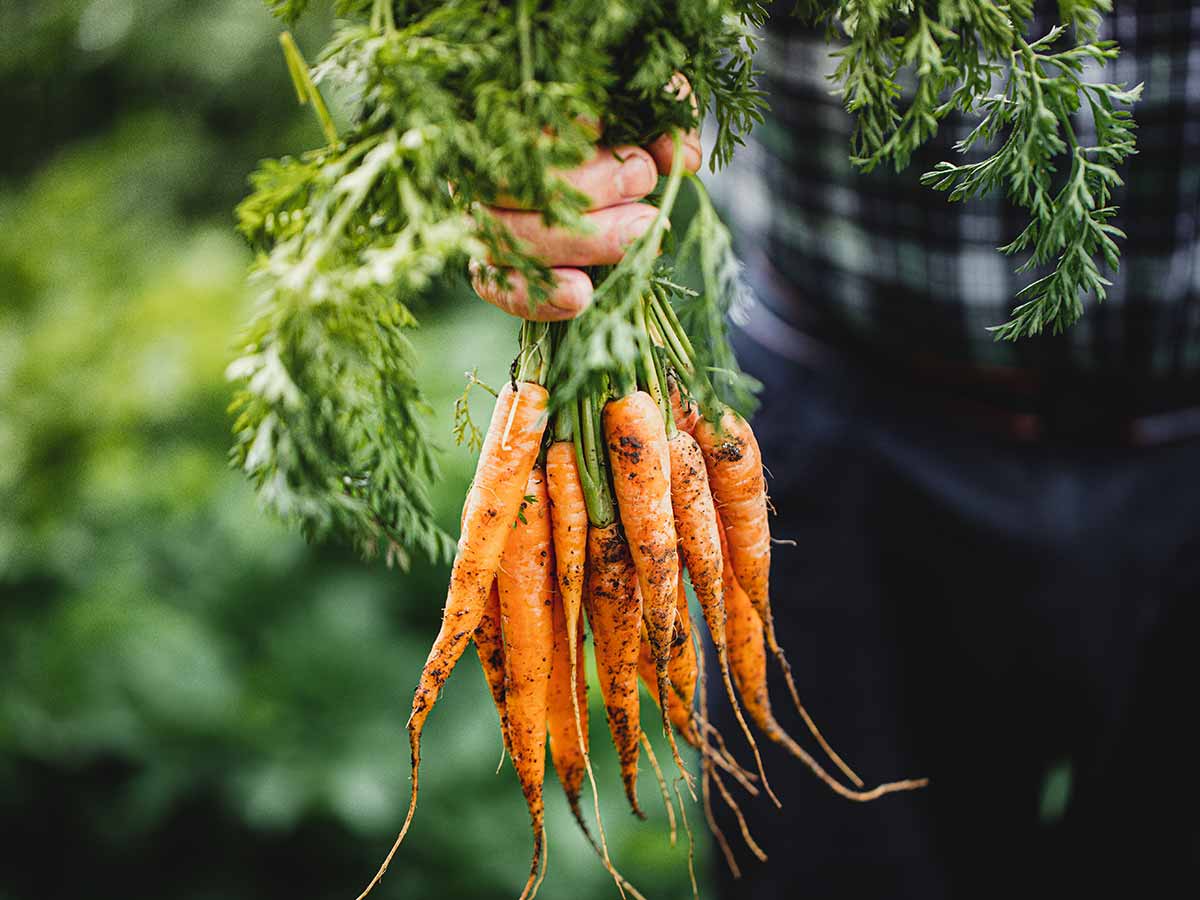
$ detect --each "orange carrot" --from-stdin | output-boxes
[603,390,690,789]
[639,604,762,801]
[545,438,592,816]
[499,467,556,900]
[549,437,634,895]
[696,408,864,787]
[603,392,677,665]
[667,427,776,803]
[693,410,771,638]
[475,579,509,753]
[723,534,928,803]
[584,522,645,818]
[669,376,700,435]
[358,381,547,900]
[666,563,697,708]
[638,630,698,748]
[546,440,587,655]
[547,573,588,830]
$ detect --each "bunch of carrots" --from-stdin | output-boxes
[356,285,928,900]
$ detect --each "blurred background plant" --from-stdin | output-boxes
[0,2,701,896]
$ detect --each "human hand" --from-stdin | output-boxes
[471,109,703,321]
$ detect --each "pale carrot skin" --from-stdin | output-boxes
[723,531,929,803]
[583,522,645,818]
[603,391,690,785]
[547,574,588,826]
[474,580,509,752]
[356,383,547,900]
[498,467,556,900]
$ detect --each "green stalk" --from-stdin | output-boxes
[572,396,613,526]
[553,410,571,443]
[578,391,614,526]
[647,292,691,376]
[612,361,637,397]
[590,131,688,309]
[634,295,672,432]
[279,32,338,147]
[650,338,674,436]
[549,326,572,442]
[633,297,660,398]
[517,0,534,88]
[516,320,551,385]
[630,133,686,272]
[651,282,696,366]
[653,286,725,421]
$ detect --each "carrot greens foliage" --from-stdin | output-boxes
[230,0,766,565]
[231,0,1132,565]
[798,0,1141,339]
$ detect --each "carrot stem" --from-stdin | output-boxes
[648,298,691,378]
[577,393,614,526]
[517,320,551,385]
[278,32,339,146]
[649,329,675,438]
[593,132,687,306]
[651,284,696,365]
[633,296,672,432]
[650,287,726,421]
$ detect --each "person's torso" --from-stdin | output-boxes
[718,0,1200,383]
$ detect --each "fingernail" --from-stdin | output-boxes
[549,273,593,315]
[616,154,655,199]
[619,210,656,247]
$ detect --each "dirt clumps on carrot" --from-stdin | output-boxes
[548,574,588,828]
[666,566,698,708]
[693,410,771,637]
[668,425,778,806]
[639,630,697,748]
[358,314,927,899]
[498,467,556,900]
[584,522,646,819]
[356,381,547,900]
[604,392,679,668]
[603,390,694,792]
[475,580,510,753]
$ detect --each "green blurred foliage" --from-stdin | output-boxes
[0,2,703,897]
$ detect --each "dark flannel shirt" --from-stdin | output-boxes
[716,1,1200,386]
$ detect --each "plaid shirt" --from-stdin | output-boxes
[716,1,1200,382]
